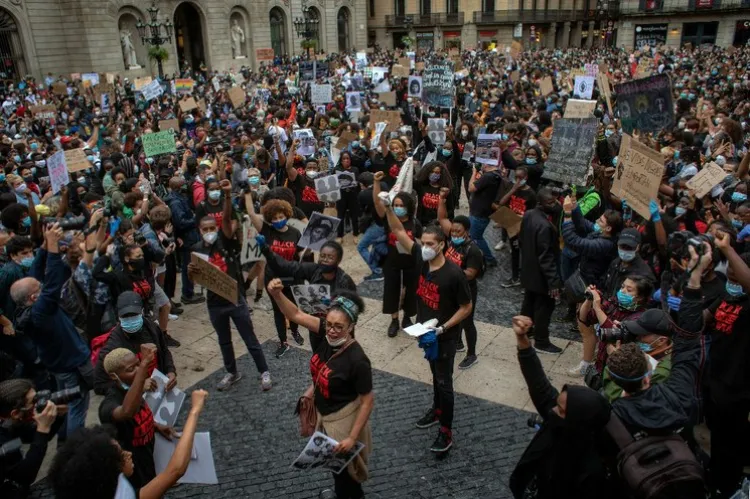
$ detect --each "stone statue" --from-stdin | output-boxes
[120,30,138,68]
[231,19,245,58]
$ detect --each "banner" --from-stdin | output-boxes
[614,74,674,134]
[30,105,56,120]
[422,63,454,108]
[612,134,664,219]
[634,24,668,48]
[142,130,177,157]
[542,118,598,185]
[190,253,238,304]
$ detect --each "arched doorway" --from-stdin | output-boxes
[306,7,321,53]
[173,2,205,72]
[0,9,26,81]
[270,7,287,57]
[337,7,351,52]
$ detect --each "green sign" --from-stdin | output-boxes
[142,130,176,157]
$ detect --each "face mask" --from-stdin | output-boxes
[732,219,743,229]
[528,139,537,147]
[122,206,134,219]
[30,143,38,151]
[593,223,603,233]
[525,157,537,165]
[0,174,5,182]
[249,176,260,185]
[501,133,509,141]
[637,342,654,353]
[120,315,144,333]
[726,280,745,297]
[616,290,636,309]
[203,232,218,245]
[185,116,194,124]
[351,141,359,149]
[128,258,145,272]
[87,155,95,163]
[326,335,348,347]
[320,263,337,273]
[22,175,32,183]
[675,206,687,217]
[13,155,21,163]
[306,170,318,180]
[21,215,31,228]
[429,173,441,183]
[35,160,45,168]
[272,219,288,230]
[20,255,34,268]
[732,192,747,203]
[393,206,407,218]
[461,130,469,138]
[208,190,221,201]
[618,249,636,262]
[441,149,452,158]
[451,236,465,246]
[421,245,438,261]
[605,129,614,137]
[15,184,27,194]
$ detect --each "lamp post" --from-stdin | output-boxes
[136,0,173,79]
[293,0,320,57]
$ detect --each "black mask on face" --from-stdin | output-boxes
[128,258,145,272]
[540,202,561,215]
[320,263,337,273]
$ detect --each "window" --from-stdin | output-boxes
[369,0,375,17]
[447,0,459,13]
[681,21,718,46]
[395,0,405,16]
[483,0,495,12]
[421,0,431,15]
[338,8,351,52]
[269,7,287,56]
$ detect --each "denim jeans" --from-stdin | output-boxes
[180,247,195,298]
[469,216,497,264]
[53,369,91,438]
[207,296,269,375]
[357,224,385,274]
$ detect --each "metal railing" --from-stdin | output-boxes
[385,12,465,27]
[472,9,594,24]
[621,0,750,15]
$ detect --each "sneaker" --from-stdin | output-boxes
[169,307,184,316]
[260,371,272,391]
[401,316,413,330]
[275,342,291,358]
[319,489,336,499]
[387,318,399,338]
[217,372,242,391]
[170,299,183,309]
[501,278,521,288]
[494,241,506,251]
[430,427,453,453]
[456,340,466,352]
[364,272,384,282]
[415,408,439,429]
[534,341,563,355]
[165,334,181,348]
[168,313,179,321]
[291,329,305,346]
[181,295,206,305]
[458,354,478,370]
[568,360,592,377]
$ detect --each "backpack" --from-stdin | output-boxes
[60,277,88,330]
[606,413,706,499]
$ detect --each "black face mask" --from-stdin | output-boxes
[128,258,145,272]
[320,263,337,273]
[540,203,561,215]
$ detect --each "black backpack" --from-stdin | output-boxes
[606,413,706,499]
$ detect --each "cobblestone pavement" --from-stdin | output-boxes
[31,341,535,499]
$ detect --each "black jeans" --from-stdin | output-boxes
[271,287,299,343]
[382,265,418,317]
[461,285,479,356]
[336,192,360,237]
[520,289,556,345]
[707,396,750,496]
[451,165,472,206]
[163,252,177,300]
[510,236,520,280]
[333,469,364,499]
[429,339,457,429]
[207,296,268,375]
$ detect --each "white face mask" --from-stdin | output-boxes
[461,130,469,138]
[306,170,318,179]
[421,245,438,261]
[202,232,218,245]
[528,139,538,147]
[326,335,348,347]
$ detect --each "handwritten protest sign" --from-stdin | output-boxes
[159,119,179,133]
[30,105,56,119]
[256,48,274,61]
[370,109,401,133]
[379,91,396,107]
[190,253,238,303]
[490,206,523,238]
[142,131,177,157]
[179,97,198,112]
[391,64,409,77]
[543,118,598,185]
[141,79,163,101]
[64,148,90,173]
[133,76,152,91]
[564,99,597,119]
[686,162,726,199]
[540,76,554,96]
[311,84,332,104]
[52,82,68,96]
[612,134,664,219]
[228,86,246,108]
[597,71,613,116]
[241,221,265,263]
[47,151,69,194]
[422,63,454,108]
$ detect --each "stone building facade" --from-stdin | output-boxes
[0,0,367,81]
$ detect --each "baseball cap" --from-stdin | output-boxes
[618,228,641,250]
[117,291,143,317]
[621,309,671,337]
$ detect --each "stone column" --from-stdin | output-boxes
[562,21,571,48]
[546,22,557,48]
[586,22,594,48]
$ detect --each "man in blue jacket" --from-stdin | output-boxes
[10,223,92,439]
[164,176,204,305]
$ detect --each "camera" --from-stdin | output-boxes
[161,237,175,247]
[584,290,594,300]
[134,233,147,246]
[40,215,86,231]
[598,325,635,343]
[34,386,82,413]
[527,414,544,429]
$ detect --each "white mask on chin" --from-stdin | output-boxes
[326,335,348,347]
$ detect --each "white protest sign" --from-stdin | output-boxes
[372,67,388,82]
[141,79,164,101]
[686,162,727,199]
[212,77,221,92]
[154,432,218,484]
[47,150,69,194]
[143,369,186,427]
[612,134,664,219]
[373,80,391,93]
[427,118,447,145]
[294,129,316,156]
[564,99,597,119]
[573,75,595,99]
[240,220,265,263]
[314,174,341,203]
[311,84,332,104]
[345,91,361,111]
[291,431,365,474]
[371,122,387,148]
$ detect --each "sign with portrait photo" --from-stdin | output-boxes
[475,134,502,166]
[345,92,361,111]
[427,118,447,146]
[298,212,341,251]
[292,431,365,474]
[294,129,317,157]
[614,74,674,134]
[291,284,330,316]
[408,76,422,98]
[314,174,341,203]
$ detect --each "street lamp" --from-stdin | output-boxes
[293,0,320,57]
[136,0,173,79]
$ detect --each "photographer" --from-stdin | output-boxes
[0,378,63,499]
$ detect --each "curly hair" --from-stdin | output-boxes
[414,161,454,190]
[607,343,649,394]
[262,186,297,207]
[149,204,171,230]
[0,378,33,416]
[261,198,293,223]
[103,348,135,375]
[329,289,366,336]
[0,203,29,232]
[49,426,123,499]
[5,235,34,258]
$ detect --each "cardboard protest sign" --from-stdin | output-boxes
[542,118,598,186]
[490,206,523,238]
[52,82,68,96]
[476,134,502,166]
[573,75,595,99]
[142,131,177,157]
[408,76,422,98]
[391,64,409,77]
[190,253,238,303]
[422,62,454,108]
[47,151,69,195]
[379,91,396,107]
[510,71,520,84]
[311,83,332,104]
[30,105,56,119]
[564,99,597,119]
[335,131,359,150]
[686,162,726,199]
[240,221,265,263]
[141,79,163,101]
[398,57,411,69]
[370,110,401,133]
[159,119,180,133]
[597,72,613,116]
[228,86,246,108]
[298,212,341,251]
[133,76,152,91]
[540,76,554,96]
[256,48,275,61]
[179,97,198,112]
[416,62,425,71]
[614,74,673,134]
[612,134,664,219]
[64,148,90,173]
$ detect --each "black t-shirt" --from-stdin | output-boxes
[415,183,453,226]
[335,166,360,194]
[382,216,423,269]
[311,325,373,416]
[99,387,156,490]
[444,241,484,294]
[191,232,244,306]
[379,154,405,190]
[260,224,301,271]
[411,243,472,342]
[469,170,503,218]
[195,200,239,228]
[291,174,324,217]
[708,292,750,401]
[506,187,537,216]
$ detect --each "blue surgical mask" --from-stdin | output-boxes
[451,237,465,246]
[21,215,31,228]
[618,249,636,262]
[249,176,260,185]
[501,133,509,141]
[429,173,441,183]
[185,116,194,124]
[30,142,38,151]
[272,219,288,230]
[351,141,359,149]
[616,289,636,309]
[674,150,680,160]
[20,255,34,268]
[394,206,407,218]
[593,223,602,233]
[732,192,747,203]
[726,281,745,297]
[87,155,95,162]
[441,149,451,157]
[612,156,618,167]
[675,207,687,217]
[120,315,144,333]
[0,174,6,182]
[732,219,743,229]
[525,157,537,165]
[13,155,21,163]
[637,342,654,353]
[605,129,614,137]
[208,190,221,201]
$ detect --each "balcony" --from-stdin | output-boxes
[385,13,465,27]
[621,0,750,16]
[472,9,591,24]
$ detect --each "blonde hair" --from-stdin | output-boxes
[103,348,135,374]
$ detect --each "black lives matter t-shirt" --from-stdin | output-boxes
[411,243,472,342]
[708,292,750,401]
[382,216,423,269]
[191,232,243,306]
[310,323,373,416]
[195,200,239,228]
[99,386,156,490]
[260,224,301,281]
[291,174,324,218]
[444,241,484,293]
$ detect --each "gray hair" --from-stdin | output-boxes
[10,278,38,306]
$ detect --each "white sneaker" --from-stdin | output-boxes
[494,241,506,251]
[261,371,272,391]
[168,314,179,321]
[568,360,592,377]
